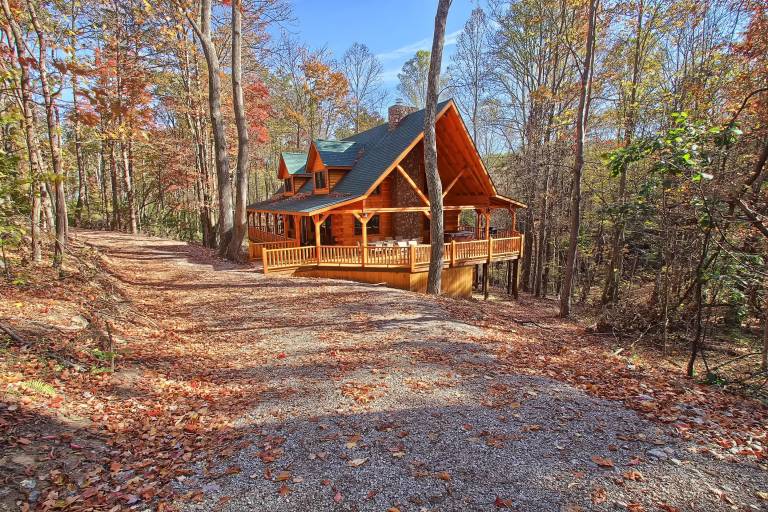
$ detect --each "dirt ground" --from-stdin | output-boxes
[0,230,766,511]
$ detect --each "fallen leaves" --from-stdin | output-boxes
[347,457,368,467]
[590,455,615,468]
[622,470,644,481]
[494,496,513,508]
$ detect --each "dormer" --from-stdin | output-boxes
[308,139,360,195]
[278,152,309,197]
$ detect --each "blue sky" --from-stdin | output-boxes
[287,0,481,97]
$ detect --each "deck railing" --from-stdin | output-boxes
[264,245,316,270]
[248,226,290,243]
[248,240,299,260]
[319,245,362,265]
[262,236,523,274]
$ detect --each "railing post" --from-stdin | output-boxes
[488,236,493,264]
[450,240,456,267]
[262,247,269,274]
[409,245,416,272]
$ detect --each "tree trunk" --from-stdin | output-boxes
[423,0,452,295]
[762,273,768,371]
[687,228,712,377]
[602,0,645,306]
[560,0,599,318]
[27,0,68,267]
[70,1,87,227]
[187,0,233,256]
[109,142,121,230]
[226,0,250,261]
[2,0,44,263]
[121,141,138,234]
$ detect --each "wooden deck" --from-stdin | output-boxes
[247,227,298,260]
[258,236,523,274]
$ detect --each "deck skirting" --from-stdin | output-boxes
[294,266,473,298]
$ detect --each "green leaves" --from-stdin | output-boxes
[605,111,743,186]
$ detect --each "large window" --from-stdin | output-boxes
[284,178,293,193]
[354,215,380,235]
[314,170,328,190]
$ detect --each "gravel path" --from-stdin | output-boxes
[78,232,767,512]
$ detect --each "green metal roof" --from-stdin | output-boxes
[314,139,361,168]
[250,100,452,214]
[281,152,308,175]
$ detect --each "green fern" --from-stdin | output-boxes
[17,380,57,397]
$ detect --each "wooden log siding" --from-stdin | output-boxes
[262,235,524,274]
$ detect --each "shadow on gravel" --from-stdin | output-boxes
[173,377,734,512]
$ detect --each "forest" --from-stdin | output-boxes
[1,0,767,383]
[2,1,768,510]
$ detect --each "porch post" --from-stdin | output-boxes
[510,207,517,235]
[294,215,301,245]
[484,210,491,239]
[512,258,520,299]
[474,209,481,239]
[313,215,322,264]
[362,214,369,267]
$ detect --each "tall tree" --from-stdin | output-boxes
[601,0,661,306]
[1,0,43,263]
[185,0,234,255]
[398,50,432,107]
[424,0,452,295]
[27,0,68,266]
[449,7,490,144]
[560,0,599,318]
[226,0,250,260]
[341,42,386,134]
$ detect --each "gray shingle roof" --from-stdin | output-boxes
[249,100,451,214]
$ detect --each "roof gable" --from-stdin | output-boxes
[314,139,361,168]
[279,152,308,179]
[333,100,452,198]
[249,99,525,213]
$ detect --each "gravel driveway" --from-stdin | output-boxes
[75,232,766,512]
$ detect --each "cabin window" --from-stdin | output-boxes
[354,215,380,236]
[314,170,328,190]
[284,178,293,193]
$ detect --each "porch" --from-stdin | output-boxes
[258,235,522,273]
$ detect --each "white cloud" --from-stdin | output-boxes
[376,29,462,62]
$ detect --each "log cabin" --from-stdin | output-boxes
[247,99,526,298]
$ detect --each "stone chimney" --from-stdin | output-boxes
[388,99,417,130]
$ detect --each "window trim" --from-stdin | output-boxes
[314,170,329,194]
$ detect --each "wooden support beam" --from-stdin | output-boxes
[293,215,301,245]
[396,165,430,206]
[442,168,466,199]
[483,262,489,300]
[312,214,322,264]
[506,260,512,296]
[512,258,520,299]
[484,211,491,240]
[340,206,430,214]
